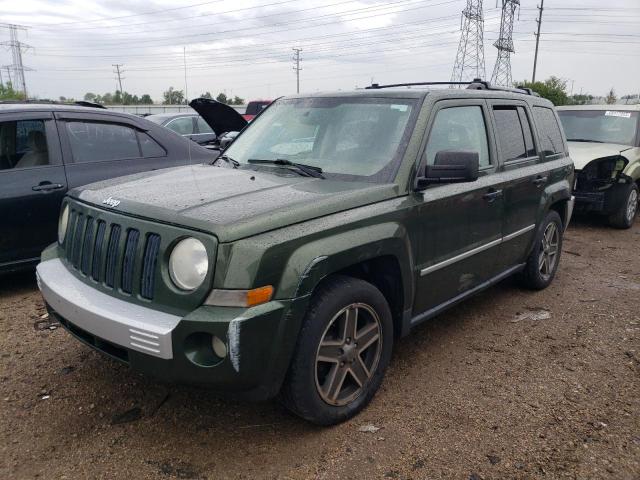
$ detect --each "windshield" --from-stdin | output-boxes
[225,96,417,181]
[558,110,639,146]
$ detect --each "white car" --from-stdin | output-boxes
[557,105,640,228]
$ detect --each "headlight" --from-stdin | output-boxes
[169,237,209,290]
[58,204,69,244]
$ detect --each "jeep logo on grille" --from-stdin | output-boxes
[102,197,121,208]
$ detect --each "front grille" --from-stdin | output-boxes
[63,208,161,299]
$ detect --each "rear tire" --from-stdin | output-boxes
[519,210,563,290]
[280,275,393,425]
[608,183,638,229]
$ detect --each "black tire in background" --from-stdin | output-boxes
[609,183,639,229]
[280,275,393,425]
[519,210,564,290]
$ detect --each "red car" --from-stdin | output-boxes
[242,100,272,121]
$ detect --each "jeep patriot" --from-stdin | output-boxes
[36,81,575,425]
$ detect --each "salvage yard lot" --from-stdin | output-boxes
[1,217,639,480]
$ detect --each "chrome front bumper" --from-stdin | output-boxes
[36,259,181,359]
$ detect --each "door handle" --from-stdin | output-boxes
[32,183,64,192]
[532,175,548,186]
[482,189,503,203]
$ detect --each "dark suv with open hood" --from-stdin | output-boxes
[36,81,574,425]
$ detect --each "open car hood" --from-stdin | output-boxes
[189,98,248,137]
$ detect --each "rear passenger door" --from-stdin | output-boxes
[413,100,504,314]
[0,112,67,267]
[56,113,172,189]
[488,101,546,265]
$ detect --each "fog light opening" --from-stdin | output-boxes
[211,335,228,358]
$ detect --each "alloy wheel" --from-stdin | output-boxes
[538,222,559,281]
[626,188,638,224]
[315,303,382,406]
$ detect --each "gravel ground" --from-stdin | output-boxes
[1,215,639,480]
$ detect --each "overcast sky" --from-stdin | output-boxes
[2,0,639,102]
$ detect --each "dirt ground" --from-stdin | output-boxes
[1,215,639,480]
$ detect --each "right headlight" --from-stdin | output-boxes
[58,204,69,244]
[169,237,209,290]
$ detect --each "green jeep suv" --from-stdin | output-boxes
[36,81,575,425]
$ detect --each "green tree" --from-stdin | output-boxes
[216,92,228,104]
[605,88,617,105]
[200,92,213,99]
[519,76,569,106]
[231,95,245,105]
[0,82,25,101]
[83,92,97,102]
[568,93,594,106]
[163,87,185,105]
[140,94,153,104]
[101,92,114,104]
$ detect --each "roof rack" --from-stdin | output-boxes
[365,78,540,97]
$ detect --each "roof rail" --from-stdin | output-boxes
[366,78,540,97]
[0,99,108,108]
[74,101,107,109]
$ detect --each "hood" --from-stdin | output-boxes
[567,141,637,170]
[72,166,398,243]
[189,98,248,136]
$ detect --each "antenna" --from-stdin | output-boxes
[490,0,520,87]
[450,1,486,86]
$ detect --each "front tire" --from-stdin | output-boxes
[280,275,393,425]
[609,183,639,229]
[519,210,563,290]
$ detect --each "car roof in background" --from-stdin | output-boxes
[557,104,640,111]
[145,112,199,120]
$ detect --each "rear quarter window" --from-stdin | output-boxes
[533,107,565,156]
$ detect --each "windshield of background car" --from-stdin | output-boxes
[225,96,417,181]
[558,110,639,146]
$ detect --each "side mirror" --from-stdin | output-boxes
[415,150,480,189]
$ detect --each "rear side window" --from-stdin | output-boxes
[492,106,537,161]
[66,121,141,163]
[425,106,490,167]
[533,107,565,156]
[196,117,213,134]
[166,117,194,135]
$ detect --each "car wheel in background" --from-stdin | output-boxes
[281,275,393,425]
[609,183,639,229]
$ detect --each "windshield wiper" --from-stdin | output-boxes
[567,138,604,143]
[213,154,240,168]
[248,158,325,179]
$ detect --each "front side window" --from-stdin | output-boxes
[425,106,490,167]
[0,120,50,170]
[558,109,638,147]
[224,97,417,181]
[533,107,565,155]
[66,121,141,163]
[166,117,194,135]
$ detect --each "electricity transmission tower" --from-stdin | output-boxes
[450,0,486,84]
[490,0,520,87]
[112,64,125,93]
[292,48,302,94]
[0,24,31,97]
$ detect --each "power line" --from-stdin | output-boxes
[532,0,544,82]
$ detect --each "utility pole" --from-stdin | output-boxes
[183,47,188,104]
[450,0,486,85]
[112,64,124,93]
[532,0,544,83]
[0,23,31,97]
[292,48,302,94]
[491,0,520,87]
